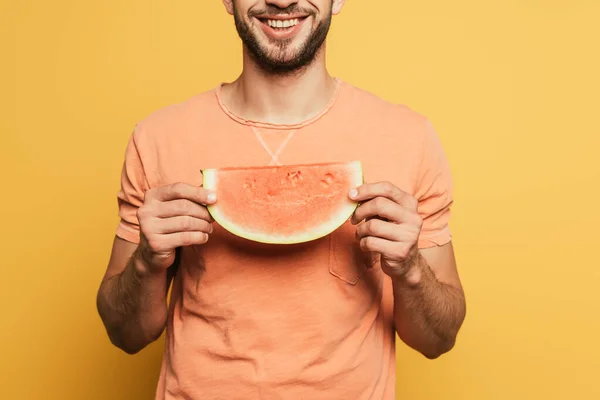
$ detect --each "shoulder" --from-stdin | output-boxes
[336,81,451,192]
[336,80,437,158]
[339,81,429,132]
[131,88,219,144]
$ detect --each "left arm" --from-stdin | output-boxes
[390,243,466,359]
[350,182,466,359]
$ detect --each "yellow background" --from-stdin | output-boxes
[2,0,599,399]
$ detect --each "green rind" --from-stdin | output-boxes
[202,161,363,245]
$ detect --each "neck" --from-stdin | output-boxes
[221,46,338,125]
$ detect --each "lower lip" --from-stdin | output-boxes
[257,18,308,40]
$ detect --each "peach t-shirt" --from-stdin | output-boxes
[115,79,453,400]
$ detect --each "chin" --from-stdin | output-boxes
[258,39,306,58]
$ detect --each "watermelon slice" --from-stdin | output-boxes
[202,161,363,244]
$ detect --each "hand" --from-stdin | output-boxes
[349,181,422,278]
[136,182,217,273]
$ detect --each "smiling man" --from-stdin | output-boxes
[232,0,331,73]
[96,1,467,399]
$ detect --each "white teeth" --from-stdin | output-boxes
[266,18,299,28]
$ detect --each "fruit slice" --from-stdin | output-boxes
[202,161,363,244]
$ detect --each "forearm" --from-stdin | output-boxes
[96,249,169,354]
[392,253,466,359]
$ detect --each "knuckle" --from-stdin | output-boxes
[393,246,406,260]
[359,237,368,250]
[136,207,147,220]
[353,207,363,220]
[178,200,191,215]
[144,188,157,201]
[147,237,161,252]
[384,182,394,195]
[409,196,418,209]
[365,219,376,234]
[397,244,410,259]
[180,216,192,231]
[356,223,365,238]
[137,206,154,224]
[172,182,186,197]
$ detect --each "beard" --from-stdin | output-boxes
[232,3,332,75]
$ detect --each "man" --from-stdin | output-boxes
[96,0,467,399]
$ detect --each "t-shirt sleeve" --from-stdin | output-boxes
[115,126,149,244]
[414,119,454,248]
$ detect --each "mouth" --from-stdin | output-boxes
[255,15,309,39]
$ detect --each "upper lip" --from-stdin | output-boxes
[256,15,309,21]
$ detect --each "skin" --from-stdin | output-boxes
[350,182,466,359]
[97,183,216,353]
[97,0,466,359]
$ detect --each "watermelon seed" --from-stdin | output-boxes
[320,173,335,188]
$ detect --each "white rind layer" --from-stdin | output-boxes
[202,161,363,244]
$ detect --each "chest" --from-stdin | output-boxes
[150,123,421,197]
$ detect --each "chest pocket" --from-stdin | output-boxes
[328,221,371,285]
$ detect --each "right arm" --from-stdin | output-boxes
[96,183,216,354]
[96,238,170,354]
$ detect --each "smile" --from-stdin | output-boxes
[265,18,300,29]
[256,15,309,38]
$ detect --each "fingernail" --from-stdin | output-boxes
[207,192,217,203]
[349,189,358,199]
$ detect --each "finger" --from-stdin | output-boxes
[155,231,210,251]
[355,218,406,242]
[351,197,417,225]
[149,182,217,205]
[349,181,417,210]
[359,236,409,260]
[155,199,214,222]
[155,216,213,235]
